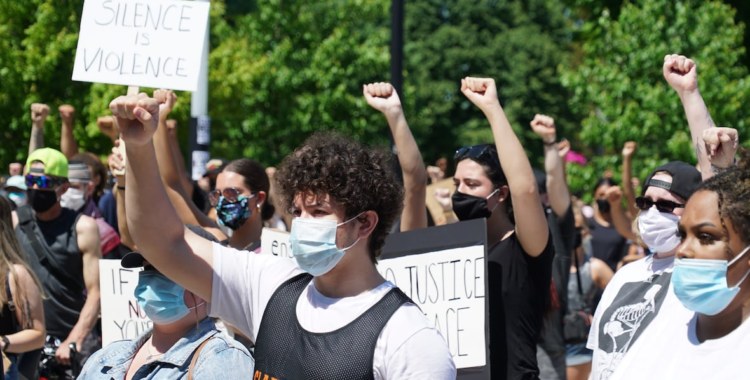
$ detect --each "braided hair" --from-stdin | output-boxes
[697,148,750,249]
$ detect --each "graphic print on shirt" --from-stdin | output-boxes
[595,271,671,380]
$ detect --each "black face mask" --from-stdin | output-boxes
[596,199,610,213]
[452,190,496,221]
[28,189,58,213]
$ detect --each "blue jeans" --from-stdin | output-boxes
[4,354,18,380]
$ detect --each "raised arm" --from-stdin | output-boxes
[621,141,639,218]
[56,215,101,366]
[461,77,549,256]
[604,186,636,241]
[663,54,713,180]
[112,93,214,302]
[530,114,570,218]
[166,119,194,195]
[109,141,136,250]
[702,127,739,174]
[363,83,428,231]
[97,116,120,146]
[28,103,50,155]
[152,90,225,239]
[59,105,79,159]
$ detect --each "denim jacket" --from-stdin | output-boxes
[78,318,254,379]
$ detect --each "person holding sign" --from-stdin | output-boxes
[453,78,554,379]
[111,92,455,379]
[79,243,254,379]
[0,196,46,380]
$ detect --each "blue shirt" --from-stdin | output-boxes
[98,191,119,235]
[78,318,254,379]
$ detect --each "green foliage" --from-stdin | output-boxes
[561,0,750,200]
[403,0,576,170]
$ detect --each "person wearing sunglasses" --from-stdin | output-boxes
[11,148,102,376]
[454,78,554,379]
[210,159,274,251]
[79,227,254,380]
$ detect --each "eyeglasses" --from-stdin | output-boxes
[635,197,685,213]
[208,187,255,206]
[25,174,66,190]
[455,145,500,168]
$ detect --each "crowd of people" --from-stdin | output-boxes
[0,53,746,380]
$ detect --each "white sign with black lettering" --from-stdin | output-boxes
[260,228,294,259]
[378,245,486,369]
[99,260,152,346]
[72,0,210,91]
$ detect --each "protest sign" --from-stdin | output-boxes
[99,260,152,346]
[72,0,210,91]
[260,228,294,259]
[381,218,490,379]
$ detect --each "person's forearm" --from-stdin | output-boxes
[622,157,638,217]
[168,131,191,190]
[126,142,186,265]
[679,90,714,180]
[6,328,45,353]
[65,294,99,346]
[154,117,186,187]
[61,120,80,159]
[385,110,427,231]
[29,124,44,156]
[115,188,136,250]
[543,143,570,218]
[610,203,636,241]
[486,107,537,195]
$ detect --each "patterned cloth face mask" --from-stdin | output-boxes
[215,195,254,230]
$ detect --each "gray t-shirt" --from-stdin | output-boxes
[567,259,594,312]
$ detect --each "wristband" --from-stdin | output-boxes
[711,158,738,175]
[117,186,126,191]
[543,140,557,147]
[1,335,10,352]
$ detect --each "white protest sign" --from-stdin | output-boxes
[260,228,294,259]
[378,245,487,369]
[72,0,210,91]
[99,260,152,346]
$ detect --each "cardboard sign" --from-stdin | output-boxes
[381,219,491,379]
[99,260,152,346]
[72,0,210,91]
[260,228,294,259]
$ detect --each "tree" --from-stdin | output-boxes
[561,0,750,199]
[402,0,576,171]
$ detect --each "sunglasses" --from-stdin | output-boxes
[455,145,501,168]
[25,174,66,190]
[208,187,255,207]
[635,197,685,213]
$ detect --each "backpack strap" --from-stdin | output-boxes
[187,337,214,380]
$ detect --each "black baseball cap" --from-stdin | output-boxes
[121,225,220,268]
[641,161,701,202]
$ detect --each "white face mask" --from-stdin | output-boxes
[61,187,87,211]
[638,207,681,254]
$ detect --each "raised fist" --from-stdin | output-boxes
[363,83,402,116]
[702,127,739,169]
[31,103,50,124]
[109,140,127,183]
[663,54,698,94]
[109,93,161,147]
[605,186,623,205]
[434,188,453,212]
[622,141,637,158]
[153,89,178,119]
[58,105,75,124]
[557,139,571,159]
[427,166,444,184]
[530,114,556,144]
[461,77,500,112]
[97,116,119,142]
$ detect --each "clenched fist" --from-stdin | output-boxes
[97,116,119,142]
[363,83,402,117]
[153,89,178,120]
[622,141,637,158]
[58,105,75,124]
[434,188,453,212]
[109,93,161,147]
[663,54,698,95]
[461,77,500,112]
[605,186,623,205]
[702,127,739,169]
[31,103,50,124]
[530,114,556,144]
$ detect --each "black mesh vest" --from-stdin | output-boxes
[253,273,412,380]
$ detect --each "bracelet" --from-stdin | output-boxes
[710,158,738,175]
[543,140,557,147]
[1,335,10,352]
[117,186,126,191]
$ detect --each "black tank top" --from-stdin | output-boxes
[253,274,411,380]
[0,274,18,336]
[15,206,84,338]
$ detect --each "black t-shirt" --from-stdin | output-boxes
[588,219,628,272]
[489,229,554,380]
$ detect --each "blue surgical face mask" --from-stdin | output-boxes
[134,271,203,324]
[289,212,364,276]
[673,245,750,316]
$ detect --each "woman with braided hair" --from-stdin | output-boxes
[605,147,750,380]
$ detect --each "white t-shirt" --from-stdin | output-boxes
[587,254,681,380]
[208,243,456,380]
[609,304,750,380]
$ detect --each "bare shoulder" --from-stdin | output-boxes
[75,214,99,235]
